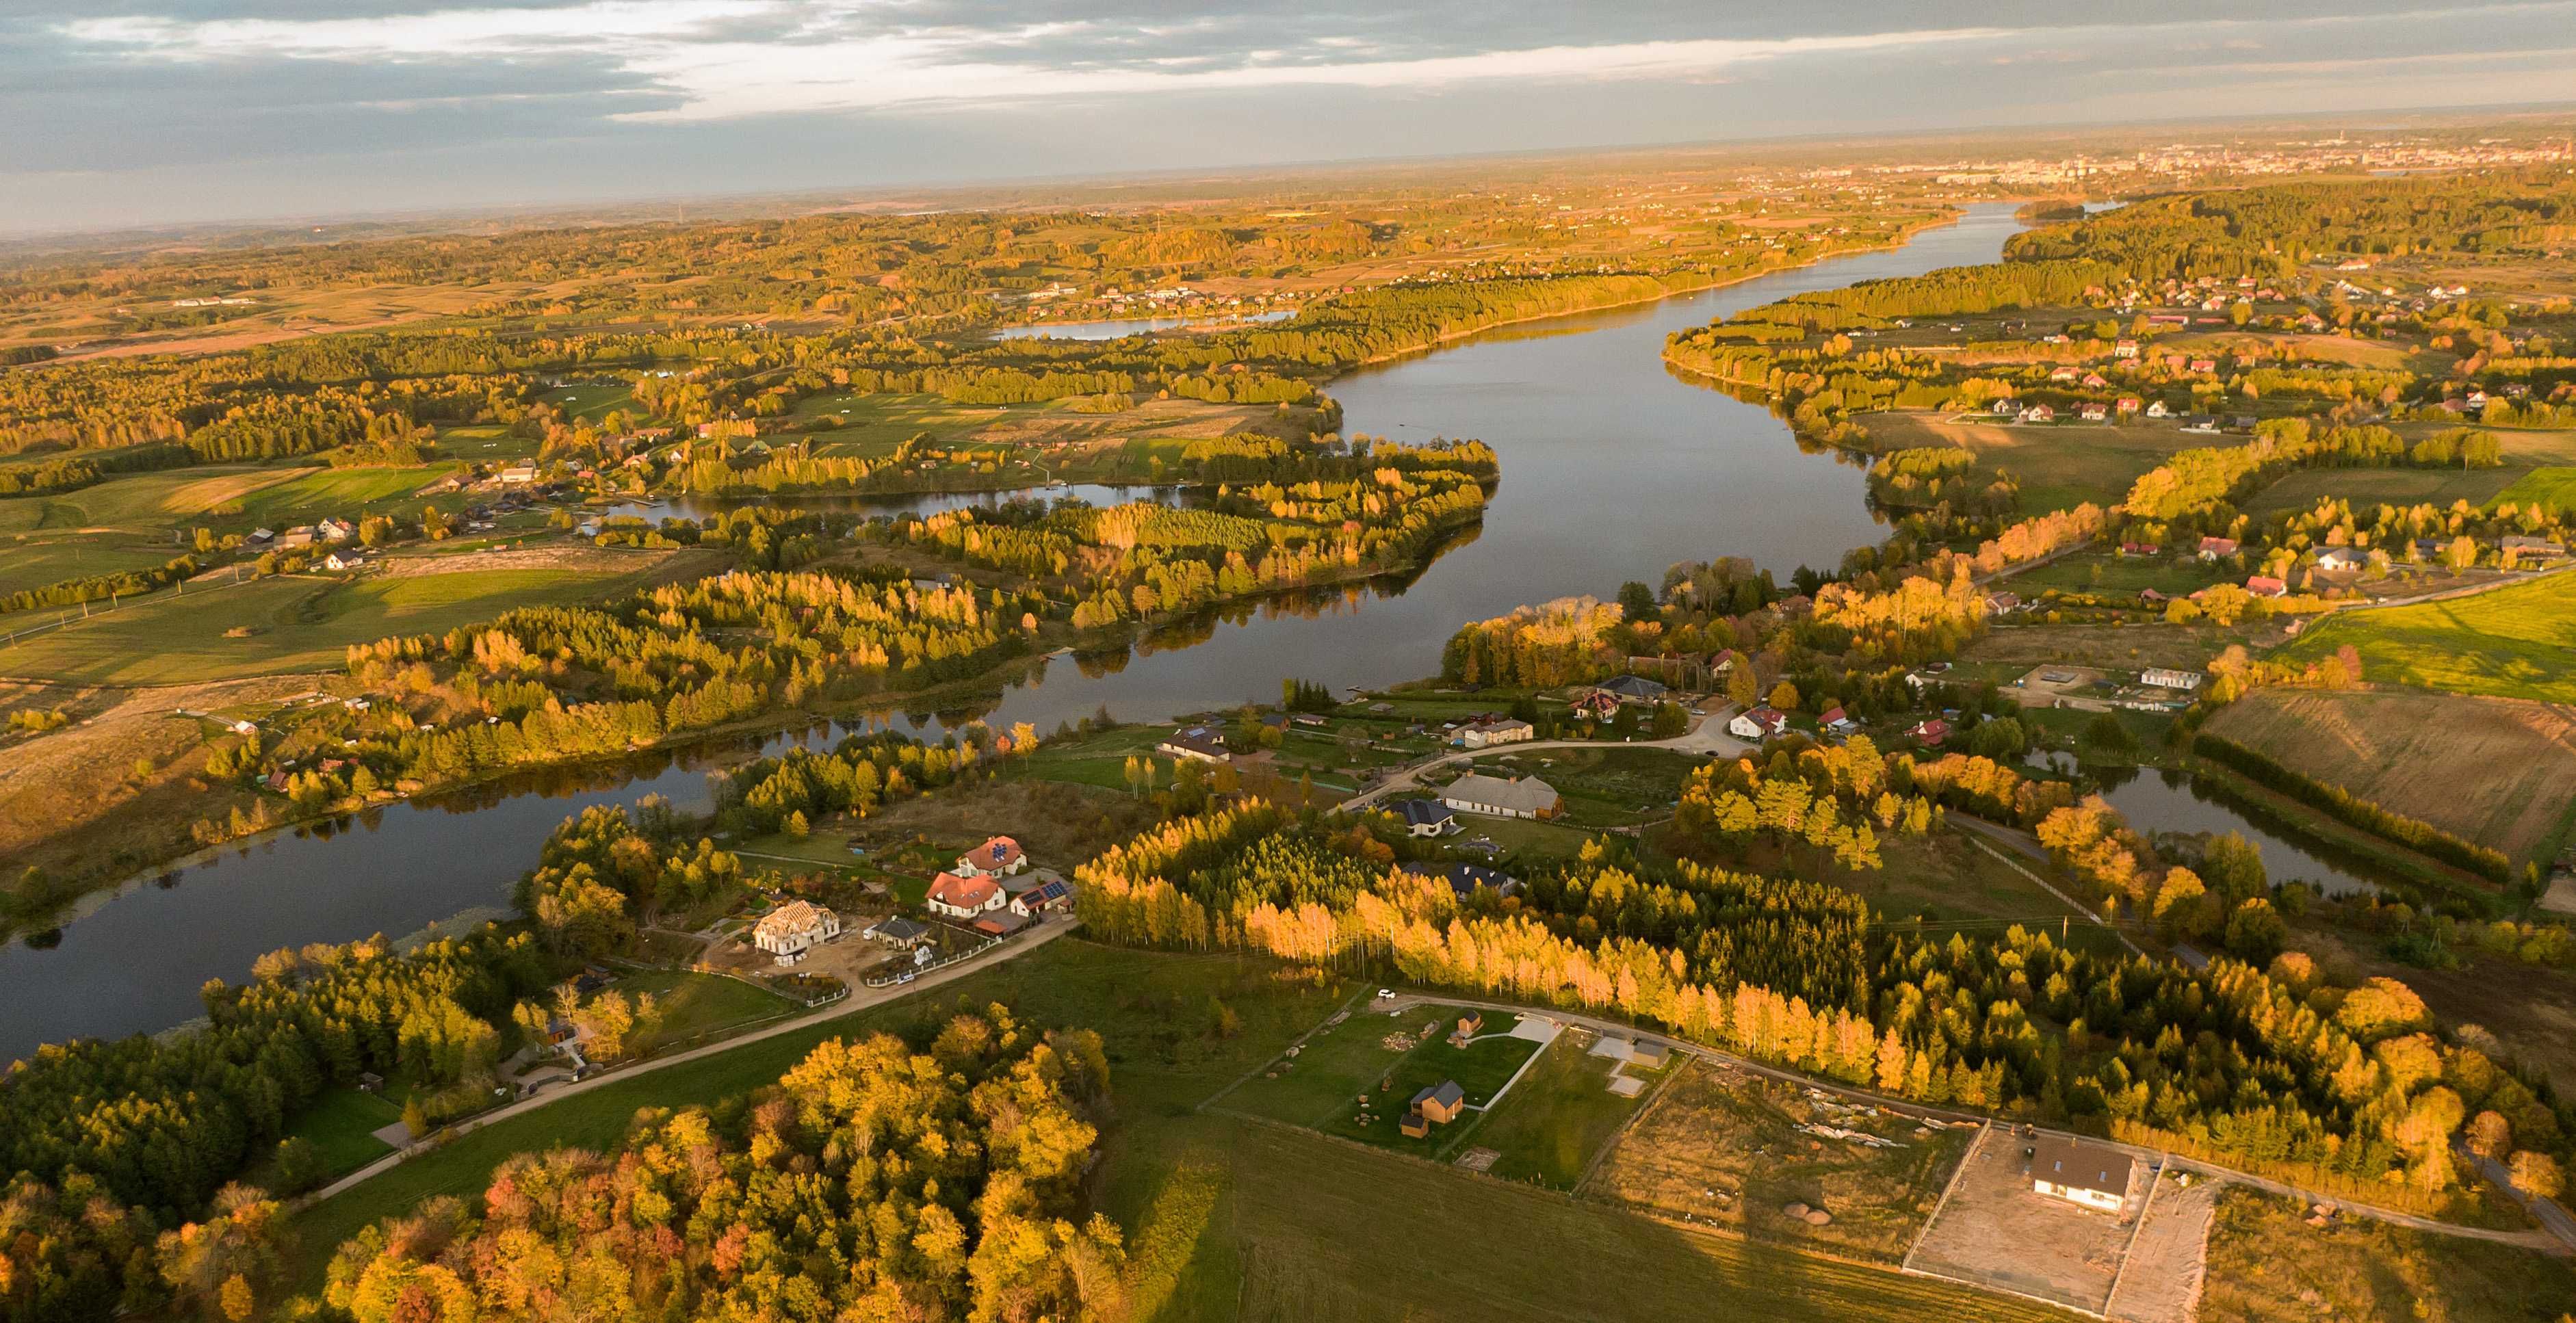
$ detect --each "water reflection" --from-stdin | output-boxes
[1,205,2030,1053]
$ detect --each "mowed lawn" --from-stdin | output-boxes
[2280,573,2576,704]
[2202,687,2576,867]
[1463,1029,1665,1188]
[0,563,643,682]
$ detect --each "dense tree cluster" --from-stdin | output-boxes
[0,932,549,1322]
[306,1008,1125,1323]
[1075,800,2573,1218]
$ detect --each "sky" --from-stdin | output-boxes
[7,0,2575,234]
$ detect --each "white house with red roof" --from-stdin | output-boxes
[954,835,1027,878]
[927,872,1006,919]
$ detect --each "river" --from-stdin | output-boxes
[4,202,2053,1057]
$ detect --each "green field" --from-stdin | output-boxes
[2489,466,2576,515]
[2279,574,2576,703]
[2003,551,2226,598]
[0,467,304,533]
[216,464,462,530]
[605,969,795,1046]
[541,383,642,425]
[263,1086,400,1183]
[0,561,662,682]
[2250,464,2527,514]
[288,941,2068,1322]
[1459,1030,1664,1188]
[0,534,177,598]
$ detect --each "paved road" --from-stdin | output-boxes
[2461,1143,2576,1253]
[1377,991,2569,1253]
[1336,711,1749,814]
[304,917,1078,1205]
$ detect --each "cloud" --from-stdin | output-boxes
[620,27,2018,121]
[14,0,2576,232]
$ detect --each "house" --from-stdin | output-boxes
[866,916,931,948]
[1819,706,1858,735]
[323,551,365,572]
[2079,404,2108,422]
[2118,541,2160,557]
[971,909,1031,939]
[499,461,539,484]
[753,900,842,958]
[1984,591,2022,614]
[1567,690,1622,722]
[1595,675,1671,706]
[2113,339,2140,359]
[2018,404,2056,423]
[2139,588,2167,604]
[2116,396,2142,415]
[2080,373,2108,390]
[1457,717,1536,750]
[954,835,1026,878]
[1403,1079,1468,1137]
[1156,726,1231,763]
[2144,400,2170,418]
[247,527,276,545]
[1729,707,1788,741]
[2049,365,2080,382]
[2501,534,2567,558]
[1906,718,1950,746]
[2244,575,2288,598]
[317,518,358,542]
[1990,399,2018,417]
[926,872,1006,919]
[2139,668,2203,692]
[1440,773,1561,820]
[1441,863,1520,900]
[1011,877,1075,916]
[276,525,317,549]
[2196,536,2239,560]
[2313,547,2363,573]
[1453,1011,1484,1040]
[1388,798,1459,837]
[2031,1136,2135,1212]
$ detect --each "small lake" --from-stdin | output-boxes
[0,205,2029,1057]
[2027,753,2384,898]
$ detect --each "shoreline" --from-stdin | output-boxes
[1349,212,1960,370]
[15,506,1488,939]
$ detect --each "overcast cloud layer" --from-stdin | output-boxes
[8,0,2575,233]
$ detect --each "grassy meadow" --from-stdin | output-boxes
[2278,573,2576,704]
[0,558,673,683]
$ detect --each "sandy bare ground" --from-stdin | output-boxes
[1905,1124,2145,1315]
[2106,1174,2219,1323]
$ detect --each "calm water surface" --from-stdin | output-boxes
[1,206,2033,1056]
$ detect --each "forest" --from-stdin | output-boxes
[1074,795,2573,1222]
